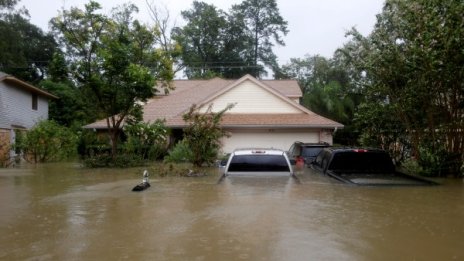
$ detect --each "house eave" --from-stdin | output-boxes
[222,124,344,129]
[2,76,58,99]
[167,124,344,129]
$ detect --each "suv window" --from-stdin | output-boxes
[288,142,330,164]
[301,147,325,158]
[314,150,330,169]
[314,152,324,166]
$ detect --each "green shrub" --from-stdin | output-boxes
[80,120,169,167]
[401,158,423,175]
[182,104,233,167]
[146,163,196,177]
[123,120,169,160]
[82,154,112,168]
[77,129,109,157]
[15,120,77,163]
[164,140,193,163]
[417,145,462,177]
[83,154,146,168]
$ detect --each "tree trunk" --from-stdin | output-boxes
[106,117,119,159]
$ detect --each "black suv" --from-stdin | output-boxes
[287,141,330,166]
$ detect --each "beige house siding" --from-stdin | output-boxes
[319,129,335,144]
[220,128,320,154]
[199,80,301,114]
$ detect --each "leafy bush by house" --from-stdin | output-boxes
[123,120,169,160]
[164,140,193,163]
[182,103,234,167]
[15,120,77,163]
[83,154,145,168]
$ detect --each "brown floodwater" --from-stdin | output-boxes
[0,162,463,260]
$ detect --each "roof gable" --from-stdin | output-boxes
[197,75,310,114]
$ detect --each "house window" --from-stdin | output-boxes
[32,93,38,110]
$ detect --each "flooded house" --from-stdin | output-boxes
[0,72,58,166]
[85,74,343,154]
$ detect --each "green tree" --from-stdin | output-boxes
[344,0,464,176]
[281,55,358,125]
[219,10,258,78]
[174,0,287,79]
[182,103,234,167]
[0,0,18,9]
[231,0,288,78]
[302,81,355,125]
[280,55,332,92]
[173,1,228,78]
[40,80,90,129]
[15,120,77,163]
[39,52,97,129]
[51,1,173,158]
[0,1,57,82]
[354,102,410,164]
[146,1,183,75]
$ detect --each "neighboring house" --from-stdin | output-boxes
[0,72,58,166]
[85,74,343,154]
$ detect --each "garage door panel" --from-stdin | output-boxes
[221,131,319,154]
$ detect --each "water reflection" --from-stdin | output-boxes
[0,162,463,260]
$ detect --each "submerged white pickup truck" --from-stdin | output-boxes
[223,148,294,177]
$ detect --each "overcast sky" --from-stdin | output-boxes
[20,0,384,65]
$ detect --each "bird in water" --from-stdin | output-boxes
[132,170,151,191]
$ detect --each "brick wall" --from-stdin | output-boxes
[0,129,10,166]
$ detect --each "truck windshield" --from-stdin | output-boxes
[328,152,395,173]
[228,155,290,172]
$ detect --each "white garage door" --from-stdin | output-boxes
[221,129,320,154]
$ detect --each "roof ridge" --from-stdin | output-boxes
[261,79,298,81]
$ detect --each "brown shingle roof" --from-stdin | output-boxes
[167,113,343,128]
[0,72,58,99]
[84,75,343,129]
[144,77,233,122]
[261,79,302,97]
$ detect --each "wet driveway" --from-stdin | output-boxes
[1,162,463,260]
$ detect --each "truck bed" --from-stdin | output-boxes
[327,171,438,186]
[311,148,439,186]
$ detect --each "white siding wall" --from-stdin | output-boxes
[200,80,301,114]
[0,83,8,129]
[0,82,49,129]
[220,129,320,154]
